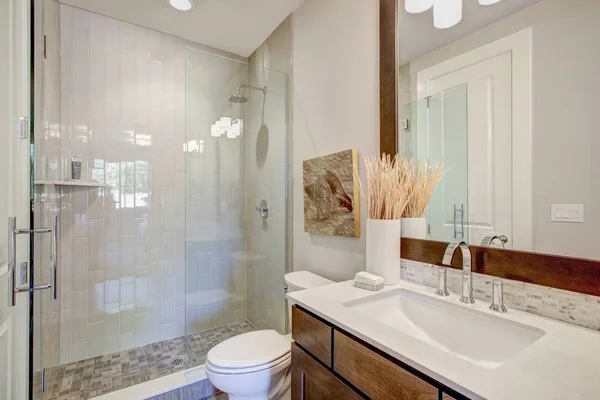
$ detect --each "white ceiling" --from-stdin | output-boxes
[60,0,305,57]
[399,0,542,64]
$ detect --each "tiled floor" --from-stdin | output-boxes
[34,321,256,400]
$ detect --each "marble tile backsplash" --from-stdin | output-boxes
[401,259,600,331]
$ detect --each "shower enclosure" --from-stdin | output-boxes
[27,2,289,399]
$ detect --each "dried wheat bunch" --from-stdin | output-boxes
[354,153,412,220]
[402,159,448,218]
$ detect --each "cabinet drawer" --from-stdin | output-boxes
[333,330,438,400]
[291,343,362,400]
[292,306,333,367]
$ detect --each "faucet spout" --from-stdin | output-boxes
[442,241,475,304]
[442,241,472,273]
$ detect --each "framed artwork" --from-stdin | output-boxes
[303,149,360,237]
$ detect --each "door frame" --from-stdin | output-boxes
[411,28,532,252]
[1,0,32,399]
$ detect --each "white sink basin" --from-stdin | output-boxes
[343,288,546,369]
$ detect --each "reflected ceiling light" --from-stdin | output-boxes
[405,0,434,14]
[211,117,242,139]
[433,0,462,29]
[406,0,504,29]
[166,0,194,12]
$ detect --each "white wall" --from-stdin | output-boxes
[401,0,600,260]
[292,0,379,281]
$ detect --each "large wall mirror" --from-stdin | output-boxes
[397,0,599,261]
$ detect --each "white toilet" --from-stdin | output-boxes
[205,271,334,400]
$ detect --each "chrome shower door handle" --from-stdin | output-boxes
[51,215,58,300]
[7,216,59,307]
[453,204,465,240]
[8,217,16,306]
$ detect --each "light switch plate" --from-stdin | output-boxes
[551,204,584,223]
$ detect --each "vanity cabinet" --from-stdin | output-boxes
[291,343,363,400]
[291,305,469,400]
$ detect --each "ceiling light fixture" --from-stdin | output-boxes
[433,0,462,30]
[405,0,433,14]
[405,0,504,29]
[166,0,194,12]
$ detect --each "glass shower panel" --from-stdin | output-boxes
[402,97,429,160]
[401,84,468,242]
[184,49,289,369]
[184,49,245,370]
[244,65,288,334]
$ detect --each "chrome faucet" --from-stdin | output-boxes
[481,235,508,249]
[435,267,450,297]
[442,241,475,304]
[490,279,507,313]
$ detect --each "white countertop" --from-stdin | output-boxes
[287,279,600,400]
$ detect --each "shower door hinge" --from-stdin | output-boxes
[402,118,410,131]
[43,35,47,59]
[426,96,431,108]
[17,116,28,139]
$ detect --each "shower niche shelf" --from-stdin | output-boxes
[34,180,106,187]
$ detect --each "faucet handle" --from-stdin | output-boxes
[460,272,475,304]
[490,279,507,313]
[435,267,450,297]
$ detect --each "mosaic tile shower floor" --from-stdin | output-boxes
[33,321,256,400]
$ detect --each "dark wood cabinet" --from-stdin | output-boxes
[334,330,438,400]
[291,306,471,400]
[291,343,363,400]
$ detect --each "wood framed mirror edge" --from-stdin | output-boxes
[380,0,600,296]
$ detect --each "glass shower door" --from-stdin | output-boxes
[401,84,469,243]
[1,0,31,399]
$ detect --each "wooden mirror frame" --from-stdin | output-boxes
[379,0,600,297]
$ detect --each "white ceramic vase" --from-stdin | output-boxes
[401,217,427,239]
[366,219,401,285]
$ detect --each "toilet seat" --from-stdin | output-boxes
[206,330,292,375]
[206,352,291,375]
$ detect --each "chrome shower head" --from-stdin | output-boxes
[228,84,266,104]
[228,92,248,103]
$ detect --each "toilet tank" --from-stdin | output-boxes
[285,271,334,293]
[284,271,334,333]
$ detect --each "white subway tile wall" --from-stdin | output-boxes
[33,5,288,370]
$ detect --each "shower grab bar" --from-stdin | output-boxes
[7,216,59,306]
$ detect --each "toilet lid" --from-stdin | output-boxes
[206,330,291,371]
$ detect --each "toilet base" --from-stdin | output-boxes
[207,362,291,400]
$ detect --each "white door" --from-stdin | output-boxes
[0,0,32,399]
[420,52,513,248]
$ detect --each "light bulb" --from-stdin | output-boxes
[433,0,462,29]
[479,0,502,5]
[166,0,194,12]
[405,0,434,14]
